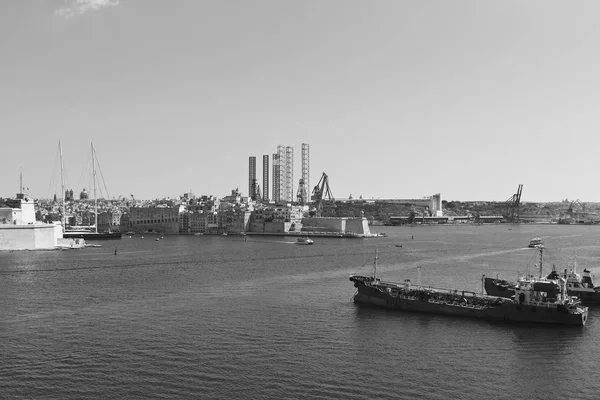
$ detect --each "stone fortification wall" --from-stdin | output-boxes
[0,225,57,250]
[345,218,371,235]
[249,221,294,233]
[301,217,346,233]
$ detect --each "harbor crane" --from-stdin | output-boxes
[504,184,523,223]
[311,172,335,217]
[568,199,585,223]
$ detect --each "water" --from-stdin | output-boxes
[2,225,600,399]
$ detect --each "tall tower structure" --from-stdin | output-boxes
[274,145,295,203]
[301,143,310,203]
[249,156,257,200]
[262,155,270,202]
[284,146,294,202]
[277,145,286,202]
[272,153,280,203]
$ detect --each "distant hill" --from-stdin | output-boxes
[329,200,600,224]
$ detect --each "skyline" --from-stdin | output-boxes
[2,1,600,202]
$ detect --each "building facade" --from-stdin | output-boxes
[127,206,183,234]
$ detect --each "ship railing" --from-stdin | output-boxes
[428,298,486,309]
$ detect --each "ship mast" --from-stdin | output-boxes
[92,142,98,234]
[59,141,66,231]
[538,247,544,279]
[374,248,378,279]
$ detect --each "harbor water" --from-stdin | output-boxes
[2,224,600,399]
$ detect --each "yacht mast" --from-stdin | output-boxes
[59,141,66,230]
[92,142,98,233]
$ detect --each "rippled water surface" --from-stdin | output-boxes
[2,225,600,399]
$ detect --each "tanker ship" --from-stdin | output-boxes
[349,251,588,326]
[485,248,600,305]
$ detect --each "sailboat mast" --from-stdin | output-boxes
[92,142,98,233]
[59,141,66,230]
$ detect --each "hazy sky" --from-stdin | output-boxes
[2,0,600,202]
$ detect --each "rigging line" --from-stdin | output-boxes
[46,149,60,200]
[58,143,72,195]
[92,146,111,200]
[74,146,92,197]
[351,252,376,276]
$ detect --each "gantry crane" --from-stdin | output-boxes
[505,184,523,222]
[311,172,335,217]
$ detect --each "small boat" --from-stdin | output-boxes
[395,244,403,248]
[528,237,544,248]
[155,238,160,241]
[296,237,314,245]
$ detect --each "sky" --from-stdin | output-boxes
[2,0,600,203]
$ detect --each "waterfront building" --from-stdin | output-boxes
[98,210,122,232]
[220,208,252,234]
[179,212,190,233]
[249,205,305,233]
[188,211,217,234]
[127,205,183,234]
[0,192,65,250]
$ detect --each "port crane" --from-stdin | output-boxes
[311,172,335,217]
[567,199,585,223]
[504,184,523,223]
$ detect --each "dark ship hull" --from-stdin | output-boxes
[351,276,587,326]
[63,231,122,240]
[484,277,600,305]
